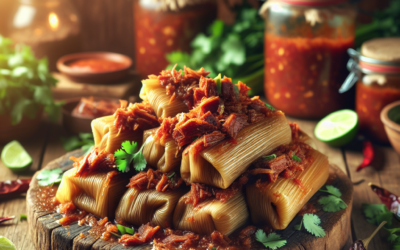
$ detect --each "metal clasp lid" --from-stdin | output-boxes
[339,48,360,93]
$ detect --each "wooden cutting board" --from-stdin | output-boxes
[26,150,353,250]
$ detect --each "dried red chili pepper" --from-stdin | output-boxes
[0,216,15,224]
[369,183,400,218]
[0,179,31,198]
[356,141,374,172]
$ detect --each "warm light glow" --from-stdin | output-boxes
[49,12,59,30]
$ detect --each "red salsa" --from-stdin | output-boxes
[133,1,216,78]
[265,34,354,118]
[69,59,126,72]
[356,77,400,143]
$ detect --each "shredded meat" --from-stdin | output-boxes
[245,142,314,187]
[154,77,277,153]
[114,101,159,132]
[154,226,257,250]
[185,177,247,207]
[119,223,160,246]
[71,147,116,176]
[127,169,183,192]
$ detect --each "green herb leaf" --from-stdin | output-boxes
[61,133,94,152]
[263,154,277,161]
[167,172,175,178]
[221,34,245,66]
[318,195,347,212]
[117,224,134,235]
[292,155,301,162]
[255,230,287,250]
[303,214,326,237]
[37,168,63,186]
[114,141,147,173]
[20,214,27,221]
[319,185,342,197]
[214,74,222,94]
[388,233,399,244]
[265,103,275,111]
[362,204,393,226]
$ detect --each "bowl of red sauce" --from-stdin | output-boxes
[62,96,125,134]
[57,52,132,83]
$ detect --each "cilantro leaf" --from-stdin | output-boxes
[318,195,347,212]
[388,233,399,244]
[114,141,147,173]
[319,185,342,197]
[265,103,275,111]
[37,168,63,186]
[255,230,287,250]
[303,214,326,237]
[116,224,134,235]
[263,154,277,161]
[362,204,393,226]
[292,155,301,162]
[61,133,94,153]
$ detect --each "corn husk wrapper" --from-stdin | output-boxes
[55,169,129,218]
[173,191,249,235]
[246,148,329,230]
[142,128,181,172]
[181,113,292,189]
[91,115,143,154]
[115,188,187,228]
[140,79,188,119]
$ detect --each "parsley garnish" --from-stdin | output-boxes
[37,168,63,186]
[114,141,147,173]
[263,154,277,161]
[116,224,134,235]
[292,155,301,162]
[255,230,287,250]
[362,204,393,226]
[302,214,326,237]
[318,185,347,212]
[319,185,342,197]
[265,103,276,111]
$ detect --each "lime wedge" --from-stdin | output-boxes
[315,109,358,147]
[0,236,17,250]
[1,140,32,171]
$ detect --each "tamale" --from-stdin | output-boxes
[173,191,249,235]
[181,112,292,189]
[55,169,128,218]
[142,128,181,172]
[115,188,187,228]
[246,148,329,230]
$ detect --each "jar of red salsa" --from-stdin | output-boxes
[341,38,400,143]
[260,0,356,118]
[133,0,216,79]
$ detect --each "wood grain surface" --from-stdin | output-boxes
[0,117,398,250]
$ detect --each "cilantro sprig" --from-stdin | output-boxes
[0,36,60,125]
[37,168,63,186]
[318,185,347,213]
[301,214,326,237]
[61,133,94,154]
[292,155,302,162]
[116,224,134,235]
[255,230,287,249]
[114,141,147,173]
[263,154,277,161]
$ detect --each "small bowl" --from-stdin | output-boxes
[57,52,132,84]
[381,100,400,154]
[62,97,121,135]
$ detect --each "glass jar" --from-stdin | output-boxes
[133,0,216,79]
[260,0,356,118]
[342,38,400,143]
[8,0,81,71]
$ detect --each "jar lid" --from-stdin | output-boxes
[361,38,400,63]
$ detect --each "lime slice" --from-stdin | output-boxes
[0,236,17,250]
[1,140,32,171]
[315,109,358,147]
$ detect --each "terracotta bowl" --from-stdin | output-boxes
[57,52,132,84]
[381,100,400,154]
[0,110,42,144]
[62,97,120,135]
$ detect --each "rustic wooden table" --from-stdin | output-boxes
[0,117,398,250]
